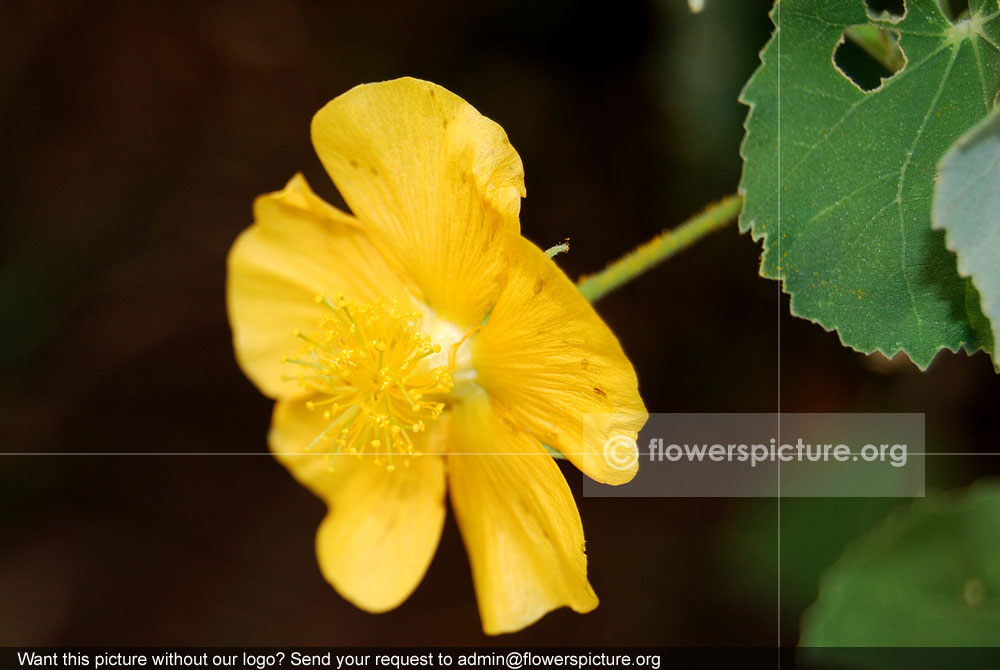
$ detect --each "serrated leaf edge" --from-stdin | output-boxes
[737,0,997,370]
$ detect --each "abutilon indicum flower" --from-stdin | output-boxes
[226,77,647,634]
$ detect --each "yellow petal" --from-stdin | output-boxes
[269,399,447,613]
[472,233,648,485]
[448,391,599,635]
[311,77,525,328]
[227,173,415,400]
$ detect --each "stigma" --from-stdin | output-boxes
[282,294,457,471]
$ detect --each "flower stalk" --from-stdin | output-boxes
[576,193,742,303]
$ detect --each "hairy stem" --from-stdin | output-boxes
[577,194,742,303]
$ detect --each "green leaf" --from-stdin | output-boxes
[933,106,1000,364]
[800,482,1000,647]
[714,497,901,615]
[739,0,1000,367]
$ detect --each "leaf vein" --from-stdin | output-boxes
[894,45,963,333]
[786,41,953,181]
[806,172,900,225]
[970,36,992,112]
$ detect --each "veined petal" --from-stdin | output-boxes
[227,173,415,400]
[311,77,526,329]
[447,391,598,635]
[269,399,447,613]
[473,233,648,485]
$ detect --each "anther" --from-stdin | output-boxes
[282,296,454,470]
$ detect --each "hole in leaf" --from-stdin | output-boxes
[834,25,906,92]
[865,0,906,21]
[940,0,970,22]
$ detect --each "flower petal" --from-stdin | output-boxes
[311,77,525,328]
[227,173,415,400]
[472,233,648,485]
[447,391,599,635]
[269,399,448,613]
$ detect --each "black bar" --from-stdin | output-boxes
[4,647,1000,670]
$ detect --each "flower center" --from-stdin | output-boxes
[283,294,461,471]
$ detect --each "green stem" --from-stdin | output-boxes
[576,194,742,303]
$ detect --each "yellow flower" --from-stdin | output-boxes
[226,77,647,635]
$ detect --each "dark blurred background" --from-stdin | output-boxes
[2,0,998,647]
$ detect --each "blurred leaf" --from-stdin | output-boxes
[801,482,1000,648]
[933,106,1000,367]
[717,496,902,625]
[739,0,1000,367]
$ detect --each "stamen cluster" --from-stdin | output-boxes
[282,294,454,470]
